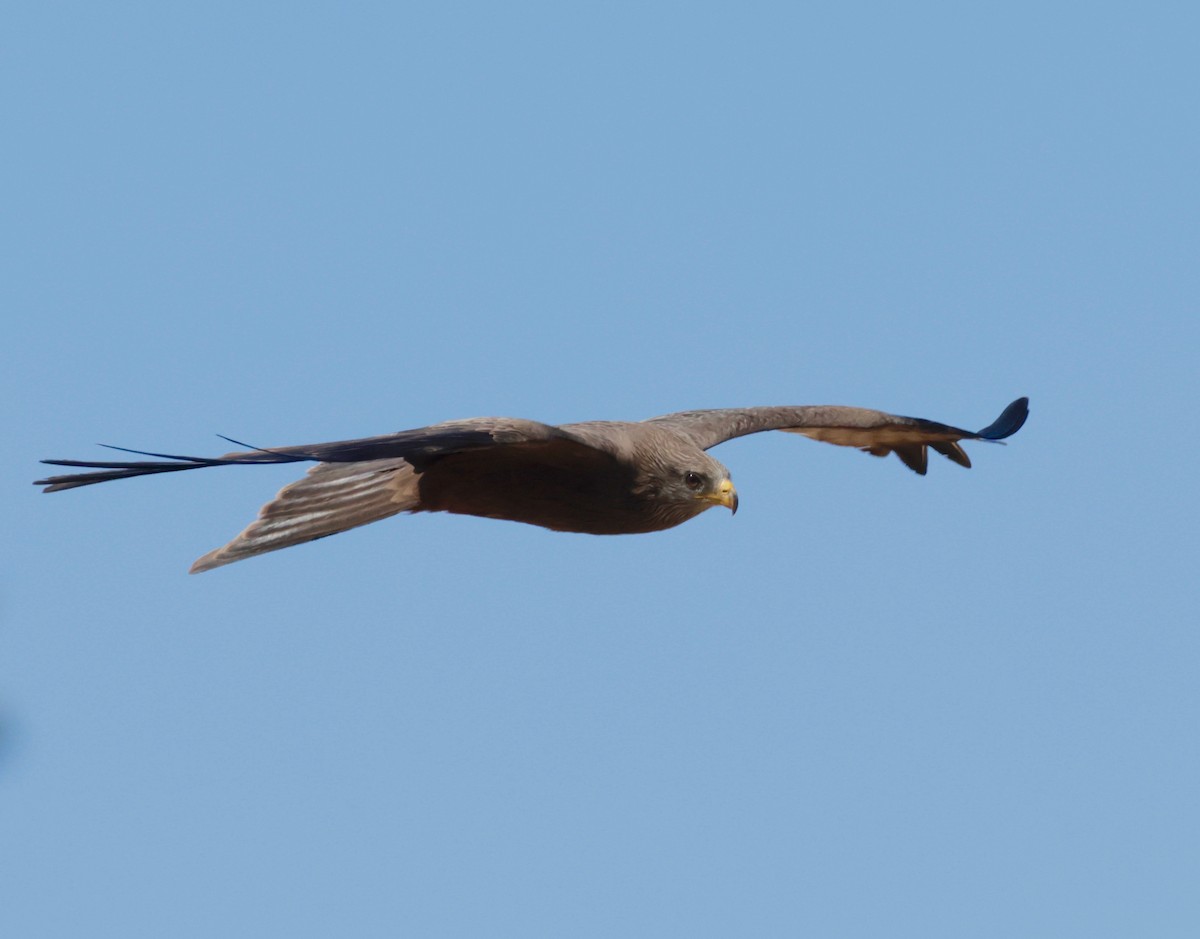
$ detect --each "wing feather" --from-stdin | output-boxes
[35,418,571,492]
[646,398,1028,474]
[189,459,418,573]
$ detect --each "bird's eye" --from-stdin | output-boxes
[684,471,705,491]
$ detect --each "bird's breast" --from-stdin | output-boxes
[414,450,687,535]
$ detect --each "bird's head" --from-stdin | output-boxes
[633,435,738,527]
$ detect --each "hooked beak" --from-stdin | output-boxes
[700,478,738,515]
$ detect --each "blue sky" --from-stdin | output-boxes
[3,2,1197,936]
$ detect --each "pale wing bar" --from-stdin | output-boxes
[188,459,419,574]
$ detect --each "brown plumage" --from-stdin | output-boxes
[36,397,1029,573]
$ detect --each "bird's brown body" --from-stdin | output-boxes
[417,443,657,535]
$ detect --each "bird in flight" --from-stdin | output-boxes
[37,397,1029,573]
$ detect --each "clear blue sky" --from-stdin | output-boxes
[4,2,1197,936]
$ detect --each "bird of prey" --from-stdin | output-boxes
[37,397,1029,574]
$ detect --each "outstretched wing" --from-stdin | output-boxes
[36,418,606,573]
[645,397,1029,475]
[35,418,575,492]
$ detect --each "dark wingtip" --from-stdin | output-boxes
[34,438,317,494]
[976,397,1029,440]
